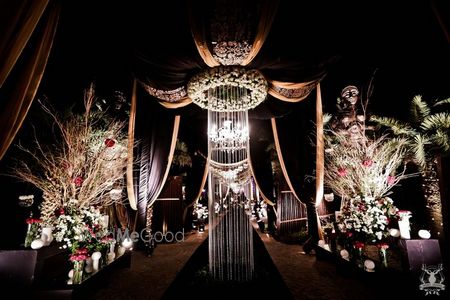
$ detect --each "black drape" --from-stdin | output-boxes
[133,89,178,232]
[249,118,275,203]
[249,117,278,232]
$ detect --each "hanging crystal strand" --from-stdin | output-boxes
[208,107,253,281]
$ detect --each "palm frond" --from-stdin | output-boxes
[370,115,415,136]
[433,97,450,107]
[411,134,429,170]
[410,95,430,124]
[431,130,450,153]
[323,113,332,126]
[421,112,450,131]
[173,140,192,168]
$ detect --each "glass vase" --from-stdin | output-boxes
[24,224,38,248]
[352,242,365,268]
[72,260,85,284]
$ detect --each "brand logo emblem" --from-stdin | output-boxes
[419,264,445,296]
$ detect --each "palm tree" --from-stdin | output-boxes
[171,139,192,176]
[370,95,450,238]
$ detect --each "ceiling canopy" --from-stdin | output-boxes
[36,0,448,118]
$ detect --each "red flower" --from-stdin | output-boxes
[377,243,389,250]
[74,248,88,255]
[26,218,41,224]
[362,159,373,167]
[337,168,347,177]
[59,208,65,215]
[73,176,83,187]
[387,176,396,185]
[353,241,365,249]
[70,248,89,261]
[104,138,115,147]
[70,254,88,261]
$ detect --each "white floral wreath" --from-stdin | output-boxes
[187,66,268,111]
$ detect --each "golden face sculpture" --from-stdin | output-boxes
[341,85,359,105]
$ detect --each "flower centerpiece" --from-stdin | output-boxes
[11,84,128,263]
[187,66,268,111]
[337,195,399,243]
[53,199,109,252]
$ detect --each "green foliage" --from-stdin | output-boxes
[172,140,192,169]
[370,95,450,171]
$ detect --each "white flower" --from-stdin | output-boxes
[188,66,268,112]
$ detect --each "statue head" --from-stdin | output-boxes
[341,85,359,106]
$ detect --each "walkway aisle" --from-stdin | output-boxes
[253,223,414,300]
[87,230,208,300]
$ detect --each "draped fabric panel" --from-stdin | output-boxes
[179,111,209,224]
[249,118,275,206]
[271,100,315,202]
[188,0,279,67]
[0,0,49,87]
[126,79,138,210]
[271,87,324,240]
[133,1,334,111]
[133,90,180,231]
[268,79,319,102]
[240,0,280,66]
[315,84,324,207]
[187,0,220,68]
[0,1,60,160]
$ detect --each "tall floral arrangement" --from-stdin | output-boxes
[324,132,411,201]
[323,96,416,243]
[12,84,128,228]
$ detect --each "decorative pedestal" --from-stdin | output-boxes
[398,219,411,239]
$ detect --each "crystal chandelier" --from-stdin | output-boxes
[209,111,249,151]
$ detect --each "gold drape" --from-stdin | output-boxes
[315,83,324,207]
[267,79,319,102]
[187,0,220,68]
[270,117,302,202]
[158,97,193,109]
[189,0,278,68]
[126,79,138,210]
[240,0,279,66]
[0,1,60,160]
[0,0,49,87]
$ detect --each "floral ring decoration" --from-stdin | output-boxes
[187,66,268,112]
